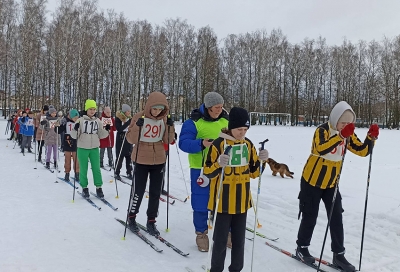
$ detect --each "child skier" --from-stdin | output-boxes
[203,107,269,272]
[114,104,133,180]
[34,105,49,162]
[41,107,60,169]
[295,101,378,272]
[99,106,116,169]
[13,110,22,146]
[70,100,110,198]
[58,109,80,181]
[125,92,175,235]
[19,111,35,154]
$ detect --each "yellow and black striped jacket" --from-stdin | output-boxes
[204,133,265,214]
[302,122,374,189]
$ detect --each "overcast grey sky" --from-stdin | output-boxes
[47,0,399,45]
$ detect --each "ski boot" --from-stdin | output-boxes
[82,188,89,198]
[296,246,315,264]
[333,252,356,272]
[96,187,104,198]
[146,219,160,236]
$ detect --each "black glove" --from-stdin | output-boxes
[74,123,80,131]
[105,124,111,131]
[136,118,144,127]
[166,116,174,126]
[174,132,177,140]
[126,119,131,125]
[21,117,26,123]
[40,120,46,125]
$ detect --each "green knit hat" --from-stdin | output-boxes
[69,109,79,118]
[85,99,97,111]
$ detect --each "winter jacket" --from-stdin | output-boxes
[13,115,20,133]
[301,103,374,189]
[19,117,35,136]
[70,115,109,149]
[18,117,26,135]
[126,92,176,165]
[179,104,229,169]
[34,113,47,140]
[204,133,264,214]
[57,117,77,152]
[43,116,59,145]
[115,111,133,155]
[99,112,116,148]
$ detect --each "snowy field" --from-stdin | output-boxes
[0,119,399,272]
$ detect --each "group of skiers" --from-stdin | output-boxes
[6,91,379,272]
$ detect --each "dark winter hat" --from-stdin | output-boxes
[204,92,224,108]
[43,105,49,111]
[228,107,250,130]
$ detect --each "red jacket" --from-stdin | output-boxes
[13,114,20,133]
[99,112,116,148]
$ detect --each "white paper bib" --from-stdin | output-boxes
[140,118,165,143]
[65,121,75,135]
[225,143,249,167]
[102,117,113,126]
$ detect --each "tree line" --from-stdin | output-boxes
[1,0,400,127]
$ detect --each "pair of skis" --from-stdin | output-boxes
[77,191,118,211]
[116,218,189,257]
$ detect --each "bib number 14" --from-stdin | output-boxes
[83,120,98,134]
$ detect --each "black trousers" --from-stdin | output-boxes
[296,178,345,253]
[129,163,164,219]
[211,212,247,272]
[115,133,132,175]
[37,140,45,160]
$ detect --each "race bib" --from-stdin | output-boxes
[140,118,165,143]
[27,119,34,126]
[40,115,46,121]
[102,117,113,126]
[226,143,249,167]
[82,120,99,134]
[49,120,58,129]
[65,121,75,135]
[321,140,345,162]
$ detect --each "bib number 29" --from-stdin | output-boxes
[143,124,162,138]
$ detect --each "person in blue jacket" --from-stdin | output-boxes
[179,92,229,252]
[19,111,35,154]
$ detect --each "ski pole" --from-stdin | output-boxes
[55,126,59,182]
[166,123,171,232]
[123,119,143,239]
[359,140,375,271]
[72,119,82,202]
[316,138,349,272]
[250,192,262,228]
[250,138,269,272]
[205,145,232,272]
[175,143,189,202]
[113,132,127,199]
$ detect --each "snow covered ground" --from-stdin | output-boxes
[0,119,399,272]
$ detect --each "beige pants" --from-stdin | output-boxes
[64,151,80,173]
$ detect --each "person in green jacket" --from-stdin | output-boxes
[178,92,229,252]
[70,99,110,198]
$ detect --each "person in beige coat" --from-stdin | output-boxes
[125,91,175,236]
[70,100,110,199]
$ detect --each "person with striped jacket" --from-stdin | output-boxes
[295,101,379,272]
[204,107,269,272]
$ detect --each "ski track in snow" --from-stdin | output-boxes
[1,120,399,271]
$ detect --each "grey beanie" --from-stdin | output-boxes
[204,92,224,108]
[122,104,131,113]
[49,108,57,115]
